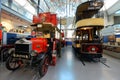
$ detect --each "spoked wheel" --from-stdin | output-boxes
[39,55,49,77]
[1,48,9,61]
[6,56,21,71]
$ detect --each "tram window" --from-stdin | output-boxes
[80,36,82,40]
[83,34,88,40]
[93,35,99,40]
[76,36,81,40]
[76,36,79,39]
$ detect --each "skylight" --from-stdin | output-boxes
[14,0,36,15]
[103,0,118,10]
[14,0,27,6]
[115,10,120,14]
[24,3,36,15]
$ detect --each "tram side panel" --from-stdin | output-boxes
[81,43,103,58]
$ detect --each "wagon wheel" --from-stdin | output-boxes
[6,56,21,71]
[39,55,49,77]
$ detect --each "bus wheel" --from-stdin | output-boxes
[39,55,49,77]
[1,48,9,61]
[6,56,21,71]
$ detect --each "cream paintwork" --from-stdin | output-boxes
[76,18,104,28]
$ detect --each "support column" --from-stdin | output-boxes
[37,0,40,15]
[89,29,92,41]
[64,25,67,39]
[0,0,1,23]
[0,0,2,64]
[8,0,13,8]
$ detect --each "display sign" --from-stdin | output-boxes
[108,35,116,42]
[60,18,67,25]
[88,1,103,10]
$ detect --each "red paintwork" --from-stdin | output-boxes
[0,30,2,40]
[39,12,51,23]
[61,32,64,37]
[32,15,40,23]
[33,12,58,26]
[51,54,56,66]
[0,25,2,40]
[87,45,99,53]
[81,43,103,54]
[31,38,48,53]
[50,14,57,26]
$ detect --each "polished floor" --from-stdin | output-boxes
[1,46,120,80]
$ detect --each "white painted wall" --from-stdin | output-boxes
[1,10,31,32]
[104,14,114,26]
[104,0,120,26]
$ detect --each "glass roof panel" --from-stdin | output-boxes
[104,0,118,9]
[40,0,49,12]
[13,0,119,18]
[14,0,36,15]
[14,0,27,6]
[43,0,88,17]
[100,0,118,11]
[24,3,36,14]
